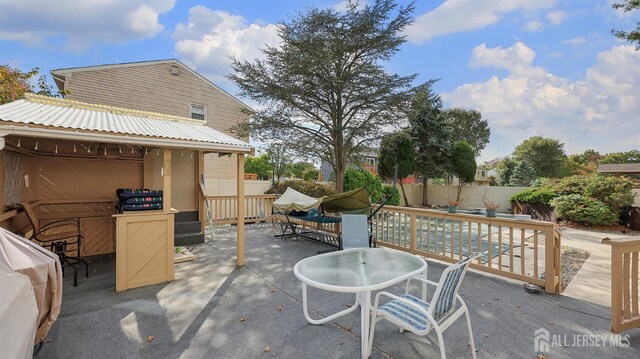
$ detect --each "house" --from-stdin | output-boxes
[50,59,251,190]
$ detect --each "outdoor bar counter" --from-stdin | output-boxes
[113,208,177,292]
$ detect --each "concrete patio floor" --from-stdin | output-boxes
[37,223,640,359]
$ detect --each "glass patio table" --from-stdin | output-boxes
[293,248,427,359]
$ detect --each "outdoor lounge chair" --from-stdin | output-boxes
[340,214,371,249]
[367,254,480,359]
[20,202,88,287]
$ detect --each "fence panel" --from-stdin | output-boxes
[372,205,561,293]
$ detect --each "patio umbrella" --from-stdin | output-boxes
[0,227,62,344]
[320,187,371,214]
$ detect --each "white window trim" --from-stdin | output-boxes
[189,104,207,122]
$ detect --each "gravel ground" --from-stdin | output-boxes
[560,246,590,291]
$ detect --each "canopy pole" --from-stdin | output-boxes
[236,154,245,266]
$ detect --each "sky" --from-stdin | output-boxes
[1,0,639,163]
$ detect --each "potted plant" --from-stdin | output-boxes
[447,199,460,213]
[479,194,500,217]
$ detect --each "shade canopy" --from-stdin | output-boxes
[272,188,321,212]
[0,94,252,153]
[320,187,371,214]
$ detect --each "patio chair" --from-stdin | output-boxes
[367,254,480,359]
[340,214,371,250]
[20,202,88,287]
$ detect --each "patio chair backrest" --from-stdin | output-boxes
[341,214,369,250]
[430,254,479,322]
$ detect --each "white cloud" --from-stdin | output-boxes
[0,0,174,51]
[444,43,640,158]
[562,37,587,47]
[406,0,557,43]
[521,20,544,32]
[546,10,566,25]
[469,42,535,72]
[172,6,279,84]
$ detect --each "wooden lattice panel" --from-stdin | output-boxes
[80,217,114,256]
[115,212,174,291]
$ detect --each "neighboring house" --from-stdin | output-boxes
[320,150,419,184]
[50,59,251,186]
[359,151,379,176]
[597,163,640,174]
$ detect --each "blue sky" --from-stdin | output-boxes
[1,0,639,162]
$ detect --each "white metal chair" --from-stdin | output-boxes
[340,214,370,250]
[367,254,480,358]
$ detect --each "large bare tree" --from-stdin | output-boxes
[229,0,416,192]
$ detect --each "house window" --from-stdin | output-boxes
[190,104,206,121]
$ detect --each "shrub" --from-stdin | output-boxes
[266,180,336,198]
[344,168,383,203]
[510,188,557,205]
[551,194,618,226]
[381,185,400,206]
[551,174,634,212]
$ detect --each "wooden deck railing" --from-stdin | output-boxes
[603,236,640,333]
[371,206,562,294]
[205,195,276,225]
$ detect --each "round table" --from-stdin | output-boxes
[294,248,427,358]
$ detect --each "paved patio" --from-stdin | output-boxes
[38,223,640,358]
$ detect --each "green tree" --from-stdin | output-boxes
[0,65,58,105]
[378,131,416,206]
[509,161,536,187]
[513,136,567,178]
[496,157,517,186]
[229,0,417,192]
[244,154,273,180]
[408,80,452,206]
[600,150,640,164]
[612,1,640,49]
[344,168,383,203]
[442,108,490,156]
[302,169,320,181]
[565,149,601,175]
[265,142,292,183]
[290,162,316,179]
[450,141,476,202]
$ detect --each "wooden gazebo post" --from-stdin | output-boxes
[163,148,174,281]
[236,153,245,266]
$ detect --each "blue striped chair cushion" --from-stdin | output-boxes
[432,266,465,321]
[378,294,431,332]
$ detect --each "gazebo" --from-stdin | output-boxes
[0,94,252,291]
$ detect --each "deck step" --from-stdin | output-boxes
[174,221,201,235]
[175,232,204,246]
[175,211,199,222]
